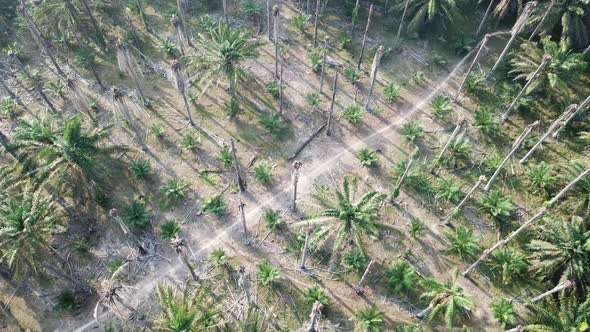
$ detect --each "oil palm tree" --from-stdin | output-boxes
[189,22,260,102]
[385,260,418,294]
[156,285,224,331]
[32,0,87,45]
[395,0,463,32]
[491,298,518,330]
[417,277,475,329]
[510,37,588,102]
[481,190,514,231]
[446,226,481,261]
[489,246,529,285]
[354,305,385,332]
[13,116,123,195]
[527,215,590,289]
[526,161,557,195]
[0,181,63,278]
[560,160,590,216]
[529,0,590,50]
[523,293,590,331]
[294,175,387,256]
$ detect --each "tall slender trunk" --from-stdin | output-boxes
[529,0,555,40]
[89,64,106,91]
[292,161,302,211]
[433,118,467,167]
[455,34,490,99]
[116,43,145,104]
[231,139,246,192]
[463,168,590,277]
[80,0,105,49]
[222,0,229,26]
[306,301,323,332]
[171,237,199,281]
[300,227,313,269]
[443,176,487,222]
[238,196,249,244]
[501,54,551,122]
[326,73,338,136]
[489,1,537,76]
[313,0,321,46]
[279,61,284,115]
[267,0,272,41]
[273,5,280,78]
[351,0,360,36]
[319,37,329,94]
[238,266,252,305]
[112,88,148,151]
[530,280,573,302]
[476,0,494,36]
[14,57,58,114]
[172,61,195,126]
[392,149,418,199]
[357,4,374,70]
[583,44,590,55]
[354,259,375,294]
[520,105,576,164]
[365,45,384,111]
[136,0,147,28]
[552,95,590,139]
[395,0,410,47]
[17,3,65,78]
[485,121,539,191]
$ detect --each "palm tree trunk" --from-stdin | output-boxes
[365,45,384,111]
[552,95,590,139]
[273,5,280,78]
[14,57,58,114]
[306,301,323,332]
[433,118,467,167]
[300,227,313,269]
[17,4,65,78]
[239,196,249,244]
[520,105,576,164]
[319,36,329,94]
[80,0,105,49]
[395,0,410,47]
[89,64,106,91]
[279,61,284,115]
[530,280,573,302]
[583,44,590,55]
[443,176,487,222]
[501,54,551,122]
[0,78,26,109]
[463,168,590,277]
[267,0,272,41]
[354,259,375,294]
[484,121,539,191]
[313,0,321,46]
[416,303,433,319]
[238,266,252,305]
[112,89,148,151]
[455,34,490,99]
[528,0,555,40]
[476,0,494,36]
[231,139,246,192]
[356,4,374,70]
[292,161,303,212]
[489,1,537,76]
[393,149,418,199]
[351,0,360,36]
[180,251,199,281]
[326,73,338,136]
[222,0,229,26]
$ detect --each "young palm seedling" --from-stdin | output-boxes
[357,148,379,167]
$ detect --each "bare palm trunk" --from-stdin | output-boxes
[279,61,284,115]
[14,57,58,113]
[416,303,433,319]
[300,227,313,269]
[489,1,537,76]
[395,0,410,47]
[136,0,147,28]
[520,105,576,164]
[80,0,105,49]
[501,54,551,122]
[238,266,252,305]
[552,95,590,139]
[292,161,303,212]
[273,5,280,78]
[313,0,321,46]
[392,149,418,199]
[357,4,374,70]
[476,0,494,36]
[116,43,145,104]
[17,3,65,78]
[351,0,360,36]
[484,121,539,191]
[0,78,26,109]
[433,118,467,167]
[456,34,490,99]
[306,301,323,332]
[365,45,384,111]
[222,0,230,26]
[530,280,573,302]
[231,139,246,192]
[171,61,195,126]
[354,259,375,294]
[443,176,487,223]
[238,196,249,244]
[319,36,329,94]
[112,88,148,151]
[583,44,590,55]
[267,0,272,41]
[171,237,199,281]
[326,73,338,136]
[529,0,555,40]
[463,168,590,277]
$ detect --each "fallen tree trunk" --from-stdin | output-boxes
[288,122,327,160]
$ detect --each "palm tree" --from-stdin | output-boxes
[32,0,87,45]
[256,258,281,288]
[523,293,590,331]
[489,246,529,285]
[13,116,123,195]
[354,305,385,332]
[156,285,224,331]
[510,37,588,102]
[0,181,63,278]
[385,260,418,294]
[189,22,260,102]
[293,175,387,256]
[417,278,474,329]
[481,190,514,231]
[560,160,590,216]
[528,0,590,50]
[446,226,481,261]
[435,177,463,204]
[394,0,463,32]
[491,298,518,330]
[527,215,590,289]
[526,161,557,195]
[492,0,524,19]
